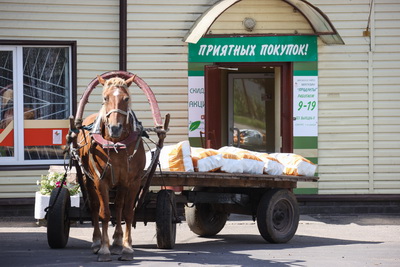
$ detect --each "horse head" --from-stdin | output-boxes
[98,75,135,140]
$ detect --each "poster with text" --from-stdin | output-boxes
[188,76,205,138]
[293,76,318,137]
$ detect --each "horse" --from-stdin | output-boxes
[76,75,145,261]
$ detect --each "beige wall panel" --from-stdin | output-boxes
[318,149,368,158]
[319,101,368,110]
[319,133,369,141]
[374,133,400,142]
[373,53,400,60]
[316,0,400,194]
[319,118,368,127]
[374,141,400,150]
[319,109,368,117]
[318,173,369,181]
[128,54,188,62]
[319,157,369,165]
[125,1,218,145]
[318,141,368,150]
[374,173,400,181]
[0,170,46,198]
[319,93,369,102]
[319,181,370,191]
[209,0,312,35]
[374,157,400,166]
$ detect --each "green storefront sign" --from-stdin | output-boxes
[189,35,317,63]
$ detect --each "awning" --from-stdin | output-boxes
[183,0,344,45]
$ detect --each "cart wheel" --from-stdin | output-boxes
[185,203,228,237]
[47,187,71,248]
[156,190,177,249]
[256,188,299,243]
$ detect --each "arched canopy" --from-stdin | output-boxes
[183,0,344,45]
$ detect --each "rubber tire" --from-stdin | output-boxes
[156,190,177,249]
[47,187,71,248]
[185,203,228,237]
[256,189,299,244]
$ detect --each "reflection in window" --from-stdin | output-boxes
[0,51,14,157]
[0,47,71,162]
[22,47,70,160]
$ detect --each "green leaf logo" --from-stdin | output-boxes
[189,121,201,132]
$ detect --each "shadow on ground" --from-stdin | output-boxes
[0,230,381,267]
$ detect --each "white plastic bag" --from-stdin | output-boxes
[191,147,222,172]
[270,153,316,176]
[146,141,194,172]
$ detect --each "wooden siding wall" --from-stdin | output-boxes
[125,0,218,145]
[314,0,400,194]
[209,0,313,34]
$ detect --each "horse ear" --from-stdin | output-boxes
[125,76,135,87]
[97,75,106,85]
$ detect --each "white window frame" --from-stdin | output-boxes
[0,45,72,166]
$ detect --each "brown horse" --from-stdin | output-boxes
[77,75,145,261]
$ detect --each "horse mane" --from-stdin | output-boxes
[102,77,130,94]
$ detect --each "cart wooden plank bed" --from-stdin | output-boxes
[151,171,317,188]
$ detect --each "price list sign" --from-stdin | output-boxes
[293,76,318,136]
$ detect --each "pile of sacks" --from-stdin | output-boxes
[146,141,317,176]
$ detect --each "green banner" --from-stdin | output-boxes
[189,36,317,63]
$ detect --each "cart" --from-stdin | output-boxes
[46,169,318,249]
[45,71,318,250]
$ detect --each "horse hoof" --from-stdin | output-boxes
[118,248,134,261]
[91,242,101,254]
[91,246,100,254]
[110,244,123,255]
[118,253,133,261]
[97,253,112,262]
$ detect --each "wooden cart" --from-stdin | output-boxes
[46,170,318,249]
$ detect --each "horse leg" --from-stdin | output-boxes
[110,187,126,255]
[85,182,102,254]
[118,183,141,261]
[97,187,112,262]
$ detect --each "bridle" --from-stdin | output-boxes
[103,108,134,128]
[105,108,128,117]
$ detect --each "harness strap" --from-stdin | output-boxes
[105,109,128,117]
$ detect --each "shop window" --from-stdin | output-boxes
[0,46,72,165]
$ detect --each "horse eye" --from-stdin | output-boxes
[103,96,108,102]
[124,97,129,102]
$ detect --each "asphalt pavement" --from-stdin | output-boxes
[0,214,399,267]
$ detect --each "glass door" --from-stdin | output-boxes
[228,72,280,153]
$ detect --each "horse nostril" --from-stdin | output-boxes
[109,123,122,137]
